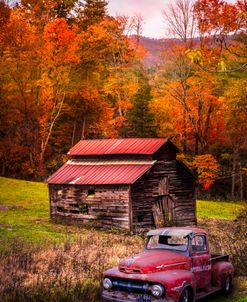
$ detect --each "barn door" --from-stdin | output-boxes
[152,177,174,227]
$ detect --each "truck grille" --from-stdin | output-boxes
[112,278,150,294]
[119,267,141,273]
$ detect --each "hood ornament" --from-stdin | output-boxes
[126,255,135,267]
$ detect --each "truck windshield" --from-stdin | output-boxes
[146,235,189,252]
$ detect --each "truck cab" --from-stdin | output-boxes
[102,227,233,302]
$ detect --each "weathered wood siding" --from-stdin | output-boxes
[131,160,196,232]
[49,184,130,230]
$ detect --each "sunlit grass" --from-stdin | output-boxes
[0,177,83,249]
[197,199,246,220]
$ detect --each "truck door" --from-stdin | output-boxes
[190,234,211,289]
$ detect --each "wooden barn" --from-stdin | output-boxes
[48,138,196,232]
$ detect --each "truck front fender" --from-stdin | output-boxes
[159,269,196,302]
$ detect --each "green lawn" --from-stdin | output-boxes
[0,177,246,302]
[197,199,246,220]
[197,200,247,220]
[0,177,84,249]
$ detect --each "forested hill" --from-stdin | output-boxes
[138,36,201,67]
[138,36,165,67]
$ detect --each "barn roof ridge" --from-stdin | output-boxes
[47,161,155,185]
[67,159,156,165]
[68,138,176,156]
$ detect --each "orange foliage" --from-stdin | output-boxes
[193,0,247,71]
[194,0,240,35]
[192,154,220,190]
[43,18,79,66]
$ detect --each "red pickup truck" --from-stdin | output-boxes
[102,227,234,302]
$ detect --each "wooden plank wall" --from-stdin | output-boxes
[131,160,196,232]
[49,184,130,230]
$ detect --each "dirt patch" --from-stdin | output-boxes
[0,205,22,211]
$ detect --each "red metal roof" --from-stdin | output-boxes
[48,160,155,185]
[68,138,169,156]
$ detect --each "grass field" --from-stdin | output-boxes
[0,177,246,302]
[0,177,83,249]
[197,199,246,220]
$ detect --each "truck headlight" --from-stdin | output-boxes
[151,284,164,298]
[103,278,113,290]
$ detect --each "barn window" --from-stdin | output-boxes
[57,206,64,213]
[70,209,80,214]
[137,215,143,223]
[80,204,89,215]
[87,189,95,198]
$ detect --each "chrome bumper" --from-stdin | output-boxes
[102,290,172,302]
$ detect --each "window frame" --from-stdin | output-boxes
[190,234,208,254]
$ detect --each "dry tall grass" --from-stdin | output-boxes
[0,231,143,302]
[200,209,247,276]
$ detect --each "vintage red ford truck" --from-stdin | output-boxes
[102,227,234,302]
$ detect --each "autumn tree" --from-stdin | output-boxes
[178,153,220,190]
[38,18,79,174]
[191,0,247,72]
[75,17,141,138]
[0,8,41,177]
[159,0,227,153]
[153,53,223,154]
[160,1,197,151]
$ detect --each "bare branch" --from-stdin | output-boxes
[163,0,196,45]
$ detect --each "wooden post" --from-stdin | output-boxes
[129,187,133,234]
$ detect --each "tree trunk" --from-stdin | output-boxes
[71,117,77,146]
[183,109,187,153]
[231,152,237,199]
[1,161,5,176]
[203,104,213,153]
[195,99,202,155]
[239,162,243,201]
[81,117,86,140]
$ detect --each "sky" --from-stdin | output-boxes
[107,0,169,39]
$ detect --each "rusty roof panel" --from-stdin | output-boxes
[68,138,168,156]
[48,161,154,185]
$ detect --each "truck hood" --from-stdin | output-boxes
[118,250,189,274]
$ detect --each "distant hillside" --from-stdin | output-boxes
[138,36,164,67]
[136,36,181,67]
[137,36,203,67]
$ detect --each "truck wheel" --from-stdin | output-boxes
[179,288,189,302]
[222,275,232,295]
